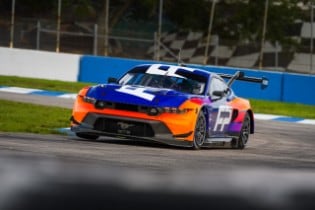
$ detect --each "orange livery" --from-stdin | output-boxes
[71,64,268,149]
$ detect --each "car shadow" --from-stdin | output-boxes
[67,136,238,151]
[68,136,191,150]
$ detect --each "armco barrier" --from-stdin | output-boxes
[79,56,315,105]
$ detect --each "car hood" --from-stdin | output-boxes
[86,84,193,107]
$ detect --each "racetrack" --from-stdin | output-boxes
[1,92,315,210]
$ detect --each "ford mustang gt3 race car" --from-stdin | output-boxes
[70,64,268,149]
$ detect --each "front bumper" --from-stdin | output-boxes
[71,113,193,147]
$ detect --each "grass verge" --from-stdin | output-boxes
[0,75,94,93]
[250,99,315,119]
[0,99,71,134]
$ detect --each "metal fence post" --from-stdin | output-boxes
[310,2,314,73]
[156,0,163,61]
[153,32,157,60]
[104,0,109,56]
[36,21,41,50]
[204,0,216,65]
[93,24,98,55]
[214,35,219,65]
[56,0,62,53]
[275,41,279,68]
[10,0,15,48]
[259,0,269,69]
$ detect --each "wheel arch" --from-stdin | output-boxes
[192,106,208,149]
[247,109,254,134]
[200,106,210,135]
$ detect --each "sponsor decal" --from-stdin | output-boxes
[213,106,232,132]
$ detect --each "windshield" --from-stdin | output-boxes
[119,72,206,95]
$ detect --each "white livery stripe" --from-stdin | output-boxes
[116,86,155,101]
[146,64,168,75]
[146,64,194,78]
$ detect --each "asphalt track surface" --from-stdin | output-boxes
[0,92,315,210]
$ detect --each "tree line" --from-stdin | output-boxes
[0,0,311,47]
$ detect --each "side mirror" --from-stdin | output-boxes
[211,89,230,101]
[212,90,225,97]
[108,77,118,84]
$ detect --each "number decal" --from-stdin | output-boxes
[213,106,232,132]
[116,86,155,101]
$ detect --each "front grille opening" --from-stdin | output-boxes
[95,100,149,113]
[115,103,138,112]
[94,118,154,137]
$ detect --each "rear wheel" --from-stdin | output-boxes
[76,133,99,140]
[233,113,250,149]
[192,111,206,150]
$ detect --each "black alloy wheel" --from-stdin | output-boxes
[192,111,207,150]
[235,113,250,149]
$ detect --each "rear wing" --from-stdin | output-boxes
[218,71,269,89]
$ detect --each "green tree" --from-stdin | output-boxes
[121,0,305,48]
[213,0,304,47]
[12,0,55,17]
[63,0,98,21]
[0,0,309,48]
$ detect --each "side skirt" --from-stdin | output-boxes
[202,137,235,148]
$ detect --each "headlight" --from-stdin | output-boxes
[147,107,161,116]
[95,100,107,109]
[146,107,192,116]
[163,107,193,114]
[83,96,96,104]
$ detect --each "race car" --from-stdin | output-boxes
[70,64,268,149]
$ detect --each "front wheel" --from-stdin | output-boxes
[192,111,207,150]
[232,113,250,149]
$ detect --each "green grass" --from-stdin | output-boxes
[0,75,315,134]
[250,99,315,119]
[0,99,71,134]
[0,75,94,93]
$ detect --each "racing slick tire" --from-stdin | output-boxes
[192,111,207,150]
[76,133,99,140]
[232,113,250,149]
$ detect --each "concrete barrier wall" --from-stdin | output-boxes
[0,47,314,105]
[78,56,157,83]
[282,73,315,105]
[0,47,80,82]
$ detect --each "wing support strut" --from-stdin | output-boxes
[218,71,269,89]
